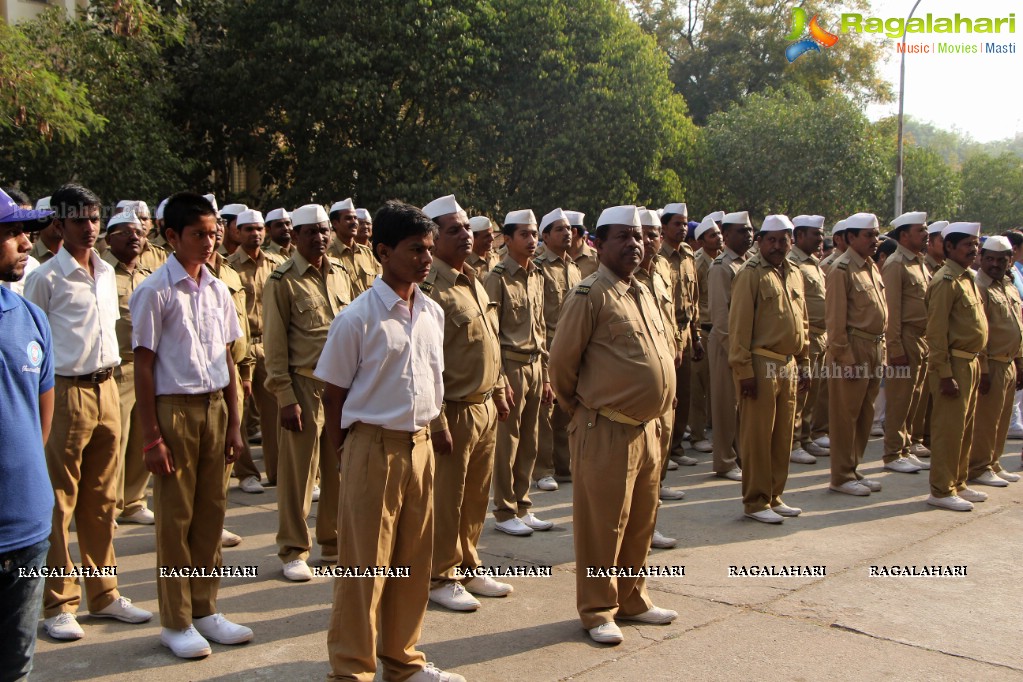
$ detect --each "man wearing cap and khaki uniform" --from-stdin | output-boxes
[729,215,809,524]
[688,212,722,454]
[968,235,1023,488]
[328,198,379,296]
[550,204,678,645]
[566,211,598,278]
[467,216,498,281]
[265,208,294,259]
[264,204,352,580]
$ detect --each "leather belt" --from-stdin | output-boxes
[848,328,884,343]
[597,407,646,427]
[809,325,826,335]
[250,335,263,345]
[58,368,114,384]
[950,349,980,360]
[502,350,540,364]
[988,355,1014,363]
[752,348,793,363]
[452,389,494,404]
[291,367,321,380]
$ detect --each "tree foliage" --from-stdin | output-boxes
[958,152,1023,231]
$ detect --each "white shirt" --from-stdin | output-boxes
[23,247,120,376]
[315,277,444,431]
[129,254,243,395]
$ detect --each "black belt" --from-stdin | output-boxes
[58,368,114,384]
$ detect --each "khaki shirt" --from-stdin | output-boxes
[787,245,826,334]
[138,241,168,272]
[467,251,497,282]
[825,248,887,366]
[206,253,252,379]
[571,243,599,279]
[421,258,504,430]
[635,257,679,355]
[708,246,748,338]
[534,250,581,346]
[101,250,150,363]
[926,260,988,379]
[694,248,715,328]
[30,240,58,264]
[882,242,929,358]
[149,233,173,253]
[327,239,379,296]
[548,264,675,423]
[728,254,809,381]
[263,253,352,406]
[975,270,1023,371]
[820,248,843,275]
[924,254,943,277]
[659,243,700,342]
[227,248,285,339]
[265,240,294,259]
[484,255,548,383]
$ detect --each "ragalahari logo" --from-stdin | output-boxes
[785,7,840,62]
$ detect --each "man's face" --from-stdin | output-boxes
[294,222,332,262]
[57,204,101,253]
[544,220,572,254]
[239,221,265,252]
[795,227,823,255]
[927,233,944,260]
[225,217,243,245]
[268,218,293,246]
[433,212,472,265]
[947,235,979,269]
[661,213,688,244]
[505,223,538,260]
[137,210,152,235]
[640,225,661,267]
[900,223,927,253]
[357,219,373,242]
[106,222,144,264]
[0,222,32,282]
[760,230,792,267]
[597,224,643,279]
[722,223,754,254]
[472,227,494,254]
[699,226,722,252]
[847,228,881,261]
[167,214,218,267]
[380,231,435,285]
[331,209,358,241]
[571,225,586,246]
[981,249,1010,281]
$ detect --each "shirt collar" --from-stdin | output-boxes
[0,285,19,312]
[844,248,867,269]
[432,257,471,286]
[944,259,970,279]
[371,276,427,313]
[790,245,814,263]
[596,263,633,297]
[56,246,104,277]
[722,246,744,261]
[895,242,921,262]
[501,255,533,276]
[975,269,995,288]
[169,253,213,290]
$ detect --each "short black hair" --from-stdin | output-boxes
[50,183,100,220]
[329,208,352,222]
[874,237,898,263]
[163,192,217,238]
[888,225,907,242]
[502,222,528,238]
[942,231,973,256]
[4,187,30,207]
[843,227,873,239]
[659,212,684,227]
[371,200,436,262]
[1001,230,1023,249]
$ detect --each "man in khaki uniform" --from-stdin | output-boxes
[533,208,581,490]
[881,212,932,474]
[264,207,294,259]
[467,216,498,281]
[810,220,848,451]
[688,212,722,454]
[969,235,1023,487]
[787,215,829,463]
[729,215,809,523]
[419,195,513,613]
[707,211,754,480]
[924,221,948,276]
[911,220,950,450]
[28,196,60,264]
[925,222,989,511]
[264,204,352,579]
[825,213,887,496]
[228,209,285,491]
[567,210,599,278]
[217,203,247,257]
[549,204,678,645]
[819,222,846,274]
[102,211,155,526]
[328,198,379,296]
[484,209,555,536]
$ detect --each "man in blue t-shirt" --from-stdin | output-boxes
[0,188,56,680]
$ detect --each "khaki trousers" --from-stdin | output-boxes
[431,399,497,588]
[740,356,797,514]
[882,327,928,461]
[708,332,740,472]
[688,346,711,441]
[669,341,692,454]
[492,357,541,522]
[534,401,572,480]
[811,363,830,440]
[828,337,882,487]
[251,346,279,484]
[114,363,151,516]
[327,423,433,682]
[930,356,980,497]
[571,407,658,629]
[276,373,339,562]
[969,359,1014,479]
[231,376,260,482]
[43,376,122,617]
[793,333,825,448]
[913,384,931,447]
[658,409,673,484]
[153,391,227,629]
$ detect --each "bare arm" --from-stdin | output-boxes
[322,382,350,467]
[134,347,174,475]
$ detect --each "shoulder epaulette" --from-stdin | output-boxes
[836,261,848,270]
[575,284,591,296]
[419,281,434,294]
[712,254,725,265]
[327,256,347,271]
[270,259,295,280]
[943,273,954,281]
[533,256,544,268]
[492,263,506,274]
[269,271,283,280]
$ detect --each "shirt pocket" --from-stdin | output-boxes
[296,294,331,331]
[609,319,647,359]
[450,306,485,343]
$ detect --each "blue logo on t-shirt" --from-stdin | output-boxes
[27,340,42,367]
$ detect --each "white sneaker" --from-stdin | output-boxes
[238,476,264,494]
[118,506,155,525]
[958,487,988,503]
[814,436,831,449]
[160,625,211,658]
[927,495,973,512]
[535,476,559,491]
[1007,426,1023,439]
[720,468,742,481]
[745,509,784,524]
[618,606,678,624]
[521,512,553,531]
[692,439,713,453]
[870,423,884,437]
[193,613,253,644]
[996,470,1021,482]
[429,582,480,611]
[588,621,624,644]
[650,529,677,549]
[772,503,802,517]
[790,448,816,464]
[221,529,242,547]
[858,478,882,492]
[672,453,699,466]
[659,486,685,501]
[90,596,152,623]
[311,485,321,502]
[830,481,871,496]
[465,575,513,597]
[44,612,84,640]
[494,517,533,536]
[666,458,679,470]
[407,663,466,682]
[884,458,922,474]
[283,559,313,582]
[804,442,830,457]
[908,443,931,458]
[969,471,1009,487]
[905,454,930,470]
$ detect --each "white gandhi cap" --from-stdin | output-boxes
[422,195,463,220]
[596,205,641,228]
[292,204,330,226]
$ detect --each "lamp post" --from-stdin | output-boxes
[894,0,923,217]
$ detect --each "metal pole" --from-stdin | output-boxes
[895,0,923,217]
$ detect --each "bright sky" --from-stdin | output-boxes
[858,0,1023,142]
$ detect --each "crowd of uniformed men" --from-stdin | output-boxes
[1,182,1021,681]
